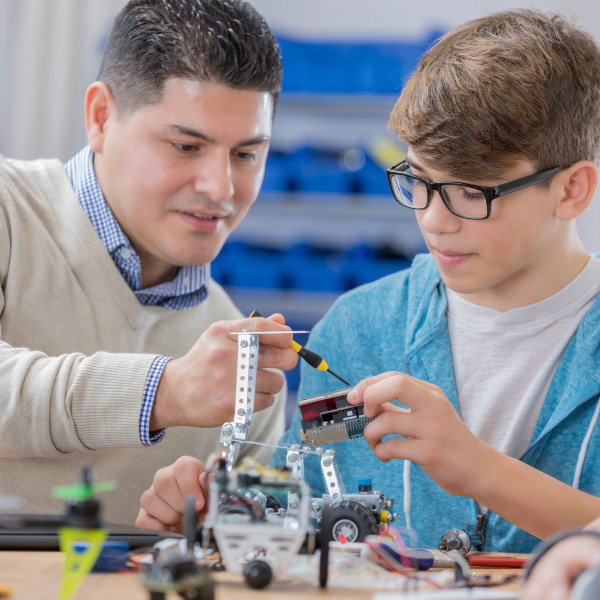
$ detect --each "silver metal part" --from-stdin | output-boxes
[234,330,258,430]
[202,467,311,583]
[286,445,305,516]
[320,449,346,501]
[438,528,472,555]
[218,329,260,470]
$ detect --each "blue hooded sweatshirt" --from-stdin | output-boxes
[272,253,600,553]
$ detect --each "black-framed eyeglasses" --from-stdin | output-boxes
[386,160,562,220]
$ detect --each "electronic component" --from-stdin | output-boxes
[299,388,373,447]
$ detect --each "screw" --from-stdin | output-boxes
[237,408,246,416]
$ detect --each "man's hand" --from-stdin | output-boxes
[136,456,209,533]
[150,313,298,430]
[347,371,488,497]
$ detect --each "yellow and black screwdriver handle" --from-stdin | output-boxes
[249,310,350,387]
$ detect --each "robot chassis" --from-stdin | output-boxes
[201,329,397,588]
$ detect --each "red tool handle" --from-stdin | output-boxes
[468,556,528,568]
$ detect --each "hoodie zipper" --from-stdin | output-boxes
[519,388,600,461]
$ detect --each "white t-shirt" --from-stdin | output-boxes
[447,256,600,459]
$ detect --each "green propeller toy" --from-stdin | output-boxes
[53,466,116,600]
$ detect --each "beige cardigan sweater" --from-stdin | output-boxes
[0,155,285,523]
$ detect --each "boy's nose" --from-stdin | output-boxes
[417,190,462,233]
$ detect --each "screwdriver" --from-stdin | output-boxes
[249,310,350,387]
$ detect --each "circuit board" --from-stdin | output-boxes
[298,388,373,447]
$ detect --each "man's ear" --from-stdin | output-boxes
[554,161,598,221]
[84,82,115,153]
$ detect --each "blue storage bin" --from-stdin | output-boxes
[277,31,445,96]
[290,147,354,194]
[212,242,286,290]
[288,257,348,292]
[211,240,253,285]
[262,150,291,192]
[284,243,349,292]
[351,257,411,287]
[353,154,390,195]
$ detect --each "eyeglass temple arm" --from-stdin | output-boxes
[491,167,561,197]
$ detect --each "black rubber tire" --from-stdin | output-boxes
[325,500,378,543]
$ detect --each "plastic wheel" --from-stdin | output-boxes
[242,559,273,589]
[325,500,378,543]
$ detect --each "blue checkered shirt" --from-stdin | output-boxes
[65,146,210,445]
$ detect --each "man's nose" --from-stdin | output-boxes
[193,151,234,203]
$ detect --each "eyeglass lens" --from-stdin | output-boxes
[390,173,488,219]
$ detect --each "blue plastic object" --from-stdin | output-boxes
[369,543,436,571]
[72,540,130,572]
[277,32,446,95]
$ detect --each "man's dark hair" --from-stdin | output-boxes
[98,0,282,117]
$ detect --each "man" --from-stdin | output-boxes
[0,0,297,524]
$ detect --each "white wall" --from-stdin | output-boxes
[1,0,599,249]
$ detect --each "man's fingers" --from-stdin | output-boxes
[222,315,297,370]
[266,312,285,325]
[139,487,184,527]
[253,392,276,413]
[254,369,285,397]
[259,345,299,371]
[135,507,177,533]
[151,457,206,516]
[230,316,294,349]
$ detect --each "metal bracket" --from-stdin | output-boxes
[320,449,346,501]
[286,445,304,516]
[218,329,259,470]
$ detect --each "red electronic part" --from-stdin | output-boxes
[298,388,373,447]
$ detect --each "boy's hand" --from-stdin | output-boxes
[150,313,298,430]
[521,515,600,600]
[136,456,210,533]
[347,371,488,497]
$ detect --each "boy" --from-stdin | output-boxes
[137,9,600,553]
[0,0,297,524]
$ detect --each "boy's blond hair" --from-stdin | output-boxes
[390,10,600,179]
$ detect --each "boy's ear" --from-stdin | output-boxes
[554,161,598,221]
[84,82,115,154]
